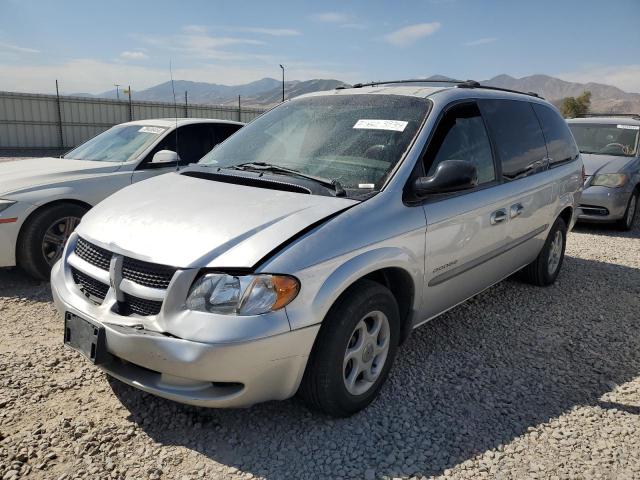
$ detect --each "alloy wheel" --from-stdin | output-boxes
[343,310,390,396]
[547,230,563,275]
[41,216,80,266]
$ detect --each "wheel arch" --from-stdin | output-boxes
[16,199,92,263]
[558,205,573,229]
[309,248,420,346]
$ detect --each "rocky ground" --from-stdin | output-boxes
[0,219,639,480]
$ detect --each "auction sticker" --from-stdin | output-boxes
[617,124,640,130]
[353,119,408,132]
[139,126,166,134]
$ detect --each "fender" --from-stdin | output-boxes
[285,246,422,332]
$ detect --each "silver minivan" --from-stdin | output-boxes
[52,81,583,416]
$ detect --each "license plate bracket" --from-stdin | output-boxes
[64,312,109,365]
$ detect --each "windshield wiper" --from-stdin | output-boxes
[226,162,346,196]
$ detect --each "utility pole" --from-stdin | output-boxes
[279,64,285,102]
[126,85,132,120]
[55,79,64,149]
[184,91,188,118]
[238,95,241,122]
[114,83,121,100]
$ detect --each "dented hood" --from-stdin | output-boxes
[76,171,357,269]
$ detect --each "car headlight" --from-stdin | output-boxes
[186,273,300,315]
[591,174,628,188]
[0,199,16,214]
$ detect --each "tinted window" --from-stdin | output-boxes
[424,103,495,184]
[480,100,547,180]
[143,123,240,167]
[532,104,579,164]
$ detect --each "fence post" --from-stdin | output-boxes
[55,79,64,149]
[238,95,241,122]
[128,85,133,121]
[185,91,188,118]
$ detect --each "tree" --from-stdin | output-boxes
[560,91,591,118]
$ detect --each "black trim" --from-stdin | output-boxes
[181,170,312,195]
[428,224,548,286]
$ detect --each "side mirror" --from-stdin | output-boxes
[413,160,478,196]
[151,150,180,164]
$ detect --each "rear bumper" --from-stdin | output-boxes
[577,186,630,223]
[51,259,319,408]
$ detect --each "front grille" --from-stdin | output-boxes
[75,238,112,271]
[122,257,176,289]
[72,236,176,316]
[71,267,109,303]
[123,293,162,316]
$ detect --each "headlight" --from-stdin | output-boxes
[591,174,628,188]
[0,199,16,214]
[186,273,300,316]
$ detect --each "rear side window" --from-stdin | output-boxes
[532,104,579,165]
[480,99,547,180]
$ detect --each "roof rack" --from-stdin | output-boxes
[576,113,640,120]
[335,79,542,98]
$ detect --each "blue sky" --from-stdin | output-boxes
[0,0,639,94]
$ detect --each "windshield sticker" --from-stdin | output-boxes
[617,124,640,130]
[353,119,408,132]
[358,183,375,189]
[138,126,166,134]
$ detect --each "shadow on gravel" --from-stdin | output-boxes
[0,267,51,302]
[107,254,640,479]
[573,220,640,240]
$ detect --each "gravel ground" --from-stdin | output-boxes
[0,220,639,480]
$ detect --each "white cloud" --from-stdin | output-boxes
[556,64,640,94]
[134,28,266,62]
[311,12,353,23]
[0,41,39,54]
[120,50,148,60]
[384,22,441,47]
[463,37,497,47]
[183,25,208,34]
[232,27,301,36]
[0,58,360,94]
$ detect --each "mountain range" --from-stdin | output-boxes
[80,74,640,113]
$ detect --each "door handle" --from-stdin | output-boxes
[490,209,507,225]
[510,203,524,218]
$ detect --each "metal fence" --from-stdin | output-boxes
[0,91,266,150]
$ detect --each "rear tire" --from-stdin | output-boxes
[519,216,567,286]
[616,190,638,231]
[299,279,400,417]
[17,203,87,280]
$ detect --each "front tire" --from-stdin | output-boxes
[299,279,400,417]
[616,190,638,231]
[17,203,86,280]
[519,216,567,286]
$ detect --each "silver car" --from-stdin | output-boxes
[567,115,640,230]
[51,81,583,416]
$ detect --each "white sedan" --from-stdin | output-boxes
[0,118,243,279]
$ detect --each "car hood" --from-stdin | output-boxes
[76,172,358,269]
[582,154,634,176]
[0,157,121,197]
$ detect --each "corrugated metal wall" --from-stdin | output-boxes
[0,91,266,149]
